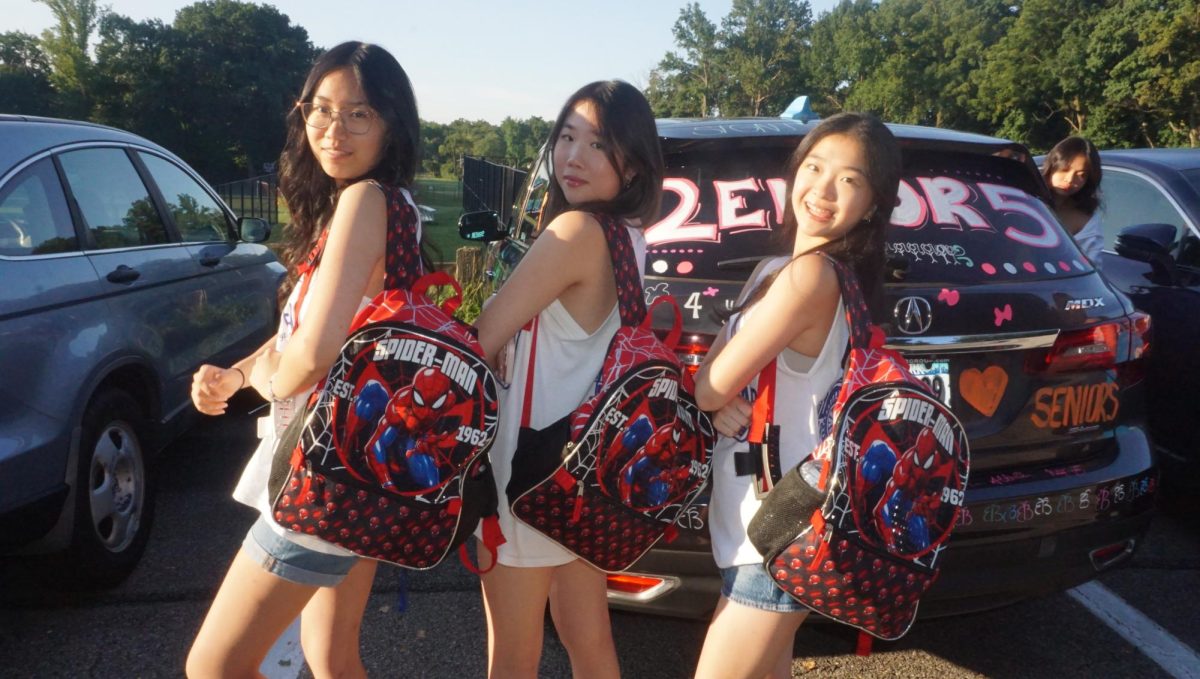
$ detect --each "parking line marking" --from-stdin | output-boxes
[260,617,304,679]
[1068,581,1200,679]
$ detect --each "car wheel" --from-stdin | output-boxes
[62,388,155,588]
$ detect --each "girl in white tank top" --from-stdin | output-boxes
[692,113,903,679]
[472,81,663,679]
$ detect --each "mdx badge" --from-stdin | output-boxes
[894,296,933,335]
[1064,298,1105,311]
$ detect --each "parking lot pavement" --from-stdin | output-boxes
[2,407,1198,678]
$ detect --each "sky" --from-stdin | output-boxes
[9,0,840,124]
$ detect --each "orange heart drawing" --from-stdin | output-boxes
[959,366,1008,416]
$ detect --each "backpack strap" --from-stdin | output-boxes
[817,252,874,350]
[594,213,647,327]
[381,184,424,291]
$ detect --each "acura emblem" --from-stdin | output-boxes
[894,296,933,335]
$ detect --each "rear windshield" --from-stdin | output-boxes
[645,145,1091,285]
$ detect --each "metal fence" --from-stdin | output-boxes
[215,173,279,225]
[461,156,527,227]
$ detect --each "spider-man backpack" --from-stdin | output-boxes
[505,213,715,572]
[747,253,969,644]
[267,185,501,570]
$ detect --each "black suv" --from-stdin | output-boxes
[463,117,1156,619]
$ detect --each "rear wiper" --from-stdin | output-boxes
[716,256,770,271]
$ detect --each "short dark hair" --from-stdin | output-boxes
[541,80,664,228]
[1042,136,1102,215]
[278,41,421,275]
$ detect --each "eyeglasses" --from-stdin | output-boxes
[298,102,377,135]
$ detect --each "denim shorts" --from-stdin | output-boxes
[242,515,359,587]
[720,564,811,614]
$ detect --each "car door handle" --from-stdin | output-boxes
[199,254,222,267]
[106,265,141,284]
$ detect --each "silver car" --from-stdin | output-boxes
[0,115,284,587]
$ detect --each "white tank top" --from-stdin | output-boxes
[485,225,647,567]
[708,256,849,568]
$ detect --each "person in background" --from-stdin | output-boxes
[186,41,428,679]
[1043,136,1104,268]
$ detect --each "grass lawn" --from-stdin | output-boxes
[237,176,473,265]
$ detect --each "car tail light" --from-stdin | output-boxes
[1027,314,1150,374]
[675,334,713,377]
[1126,311,1151,360]
[605,572,679,602]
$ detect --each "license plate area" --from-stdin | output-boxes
[908,358,951,406]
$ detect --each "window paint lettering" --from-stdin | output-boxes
[1030,383,1120,429]
[916,177,991,231]
[891,180,929,228]
[647,178,717,245]
[978,183,1061,248]
[646,174,1057,250]
[714,178,769,230]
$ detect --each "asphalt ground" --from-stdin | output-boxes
[1,404,1197,678]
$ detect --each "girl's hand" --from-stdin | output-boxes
[191,365,245,416]
[249,348,280,400]
[711,396,752,439]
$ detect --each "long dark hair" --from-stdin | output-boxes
[540,80,664,228]
[1041,135,1101,215]
[732,112,901,319]
[277,41,426,293]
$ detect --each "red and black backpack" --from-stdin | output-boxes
[505,213,715,572]
[747,253,970,642]
[267,185,501,570]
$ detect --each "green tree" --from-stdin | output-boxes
[499,116,551,167]
[1096,0,1200,147]
[92,16,181,148]
[806,0,881,115]
[973,0,1109,150]
[35,0,103,117]
[647,3,725,117]
[846,0,1013,129]
[0,31,56,115]
[168,0,316,180]
[719,0,813,116]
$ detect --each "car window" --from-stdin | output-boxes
[512,161,550,241]
[645,144,792,281]
[58,147,168,249]
[138,152,229,242]
[0,158,78,256]
[1097,168,1184,246]
[643,145,1086,285]
[890,150,1090,284]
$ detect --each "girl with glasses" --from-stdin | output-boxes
[186,41,427,679]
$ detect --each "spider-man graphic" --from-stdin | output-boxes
[352,368,463,490]
[867,427,956,554]
[608,415,694,510]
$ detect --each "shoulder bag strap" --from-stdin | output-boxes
[381,185,423,291]
[817,252,875,350]
[594,213,647,327]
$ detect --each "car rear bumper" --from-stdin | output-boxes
[608,425,1158,620]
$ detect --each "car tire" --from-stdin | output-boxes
[59,388,156,588]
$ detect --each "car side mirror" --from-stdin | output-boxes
[238,217,271,243]
[1115,222,1179,285]
[459,211,506,242]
